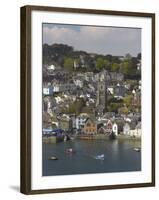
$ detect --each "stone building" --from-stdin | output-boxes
[96,72,107,115]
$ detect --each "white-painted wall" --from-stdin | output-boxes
[113,123,118,136]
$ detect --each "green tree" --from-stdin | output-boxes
[111,63,120,72]
[123,95,133,106]
[64,57,74,71]
[95,57,110,71]
[122,60,130,74]
[118,107,129,114]
[121,54,138,76]
[108,103,122,113]
[67,98,86,115]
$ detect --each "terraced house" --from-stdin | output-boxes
[83,118,97,135]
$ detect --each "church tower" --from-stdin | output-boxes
[96,73,107,115]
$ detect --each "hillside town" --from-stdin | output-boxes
[42,44,141,142]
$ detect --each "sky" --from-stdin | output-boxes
[43,23,141,57]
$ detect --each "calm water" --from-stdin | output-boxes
[42,139,141,176]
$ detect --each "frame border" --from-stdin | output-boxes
[20,5,155,195]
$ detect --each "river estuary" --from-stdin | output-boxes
[42,139,141,176]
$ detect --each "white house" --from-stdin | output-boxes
[112,123,118,136]
[123,122,141,137]
[135,122,141,137]
[123,123,131,135]
[130,122,141,137]
[75,113,88,130]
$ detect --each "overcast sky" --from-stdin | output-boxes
[43,23,141,57]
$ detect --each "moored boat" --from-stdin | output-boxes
[65,148,76,154]
[49,156,58,160]
[94,154,104,160]
[133,147,141,152]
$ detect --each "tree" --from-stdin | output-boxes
[121,59,136,76]
[118,107,129,114]
[108,103,122,113]
[95,57,105,71]
[95,57,110,71]
[111,63,120,72]
[104,59,111,71]
[66,98,86,115]
[122,60,130,75]
[63,57,74,71]
[123,95,133,106]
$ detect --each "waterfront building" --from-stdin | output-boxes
[97,119,113,135]
[123,122,131,135]
[129,122,141,137]
[123,122,137,135]
[83,118,97,135]
[112,122,118,136]
[75,113,88,130]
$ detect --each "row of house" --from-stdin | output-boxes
[46,111,141,137]
[123,122,141,137]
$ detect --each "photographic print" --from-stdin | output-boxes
[21,6,155,194]
[42,24,142,176]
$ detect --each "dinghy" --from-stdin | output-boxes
[94,154,104,160]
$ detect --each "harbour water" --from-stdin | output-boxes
[42,139,141,176]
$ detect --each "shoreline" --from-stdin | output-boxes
[42,134,141,143]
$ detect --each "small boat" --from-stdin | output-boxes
[49,156,58,160]
[134,147,141,152]
[94,154,104,160]
[65,148,76,154]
